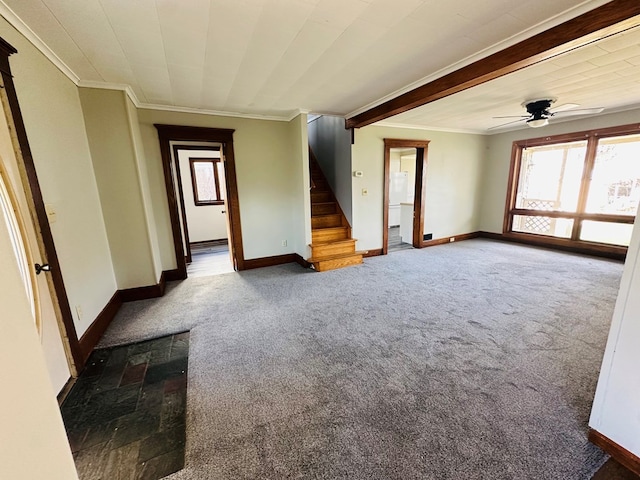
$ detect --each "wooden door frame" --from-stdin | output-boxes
[155,124,245,275]
[0,38,82,373]
[383,139,430,255]
[170,144,222,264]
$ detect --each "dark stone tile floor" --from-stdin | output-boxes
[61,332,189,480]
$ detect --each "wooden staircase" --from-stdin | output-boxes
[308,150,364,272]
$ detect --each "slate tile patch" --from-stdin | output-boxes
[61,332,189,480]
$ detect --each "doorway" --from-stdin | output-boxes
[383,139,430,255]
[155,125,245,277]
[172,143,234,277]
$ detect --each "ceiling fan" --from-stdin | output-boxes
[490,98,604,130]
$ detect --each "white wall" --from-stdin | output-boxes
[480,108,640,233]
[590,212,640,457]
[177,149,228,243]
[1,17,117,339]
[137,109,308,264]
[0,191,78,480]
[308,115,353,224]
[79,88,157,289]
[352,125,486,251]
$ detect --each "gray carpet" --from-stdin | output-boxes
[99,239,623,479]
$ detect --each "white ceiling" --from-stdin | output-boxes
[1,0,638,133]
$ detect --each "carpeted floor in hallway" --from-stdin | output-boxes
[99,239,626,479]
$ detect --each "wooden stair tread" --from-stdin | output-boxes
[307,251,364,262]
[310,238,357,247]
[313,226,348,232]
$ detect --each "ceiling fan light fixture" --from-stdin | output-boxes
[528,118,549,128]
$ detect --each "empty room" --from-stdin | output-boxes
[1,1,640,479]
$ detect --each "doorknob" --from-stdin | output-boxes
[221,210,226,213]
[35,263,51,275]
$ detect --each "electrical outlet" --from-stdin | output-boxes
[281,240,287,247]
[75,305,83,321]
[450,237,455,242]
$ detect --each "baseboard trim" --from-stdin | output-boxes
[589,429,640,476]
[364,248,383,258]
[57,376,77,406]
[243,253,299,270]
[421,231,480,248]
[477,231,626,261]
[164,268,184,281]
[295,254,312,268]
[78,291,122,363]
[119,271,168,303]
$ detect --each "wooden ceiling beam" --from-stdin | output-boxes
[345,0,640,129]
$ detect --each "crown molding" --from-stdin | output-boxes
[77,80,140,105]
[345,0,612,119]
[136,102,291,122]
[0,0,80,84]
[373,121,486,135]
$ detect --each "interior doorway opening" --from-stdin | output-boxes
[156,124,245,277]
[387,147,417,252]
[171,143,234,278]
[383,139,430,254]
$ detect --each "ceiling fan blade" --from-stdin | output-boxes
[553,107,604,117]
[550,103,580,113]
[492,115,530,119]
[488,118,528,130]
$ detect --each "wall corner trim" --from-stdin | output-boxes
[589,428,640,476]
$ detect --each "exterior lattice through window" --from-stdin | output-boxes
[504,123,640,253]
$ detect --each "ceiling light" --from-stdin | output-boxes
[528,118,549,128]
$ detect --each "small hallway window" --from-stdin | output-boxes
[190,158,224,206]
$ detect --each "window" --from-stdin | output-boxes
[505,124,640,250]
[190,158,224,206]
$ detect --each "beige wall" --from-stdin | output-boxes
[0,192,78,480]
[480,108,640,233]
[352,125,486,250]
[79,88,157,289]
[126,97,162,280]
[1,17,117,339]
[137,109,308,265]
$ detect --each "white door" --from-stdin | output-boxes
[0,82,71,392]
